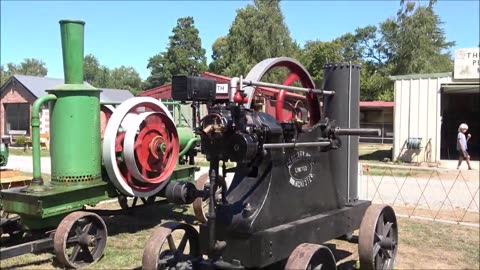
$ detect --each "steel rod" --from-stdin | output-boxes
[242,80,335,96]
[0,237,53,260]
[334,128,380,136]
[263,141,331,149]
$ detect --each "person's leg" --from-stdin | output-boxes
[465,154,473,170]
[457,152,464,169]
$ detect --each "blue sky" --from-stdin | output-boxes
[1,0,479,80]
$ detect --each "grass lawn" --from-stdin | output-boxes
[8,148,50,157]
[1,199,478,270]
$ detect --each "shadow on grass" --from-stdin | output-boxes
[95,202,198,237]
[360,149,391,161]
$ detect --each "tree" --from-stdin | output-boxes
[209,0,300,77]
[300,40,343,84]
[387,0,454,75]
[84,54,101,85]
[145,17,207,89]
[110,66,142,95]
[1,58,48,86]
[83,54,142,94]
[209,37,229,74]
[300,0,454,101]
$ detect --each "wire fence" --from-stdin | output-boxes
[359,163,480,227]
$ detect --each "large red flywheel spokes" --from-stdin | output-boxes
[243,57,321,125]
[103,97,179,197]
[124,112,179,184]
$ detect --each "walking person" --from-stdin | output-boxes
[457,123,472,170]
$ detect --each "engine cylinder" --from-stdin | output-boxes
[48,20,102,183]
[323,63,361,204]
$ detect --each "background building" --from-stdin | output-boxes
[392,47,480,163]
[1,74,133,143]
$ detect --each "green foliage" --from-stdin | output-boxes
[1,58,48,86]
[15,136,28,146]
[83,54,142,94]
[209,0,299,77]
[110,66,142,95]
[145,17,207,89]
[299,0,454,101]
[300,40,343,85]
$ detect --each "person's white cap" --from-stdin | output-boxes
[459,123,469,132]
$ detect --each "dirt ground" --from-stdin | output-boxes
[1,199,479,270]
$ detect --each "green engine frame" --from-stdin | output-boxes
[0,20,198,231]
[0,142,8,167]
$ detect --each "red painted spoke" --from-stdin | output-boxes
[283,72,299,86]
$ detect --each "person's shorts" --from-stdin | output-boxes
[459,150,469,158]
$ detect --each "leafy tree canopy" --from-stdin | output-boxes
[144,17,207,89]
[1,58,48,86]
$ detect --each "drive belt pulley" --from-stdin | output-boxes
[102,97,179,197]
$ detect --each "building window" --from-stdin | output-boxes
[4,103,30,135]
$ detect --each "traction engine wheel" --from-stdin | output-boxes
[243,57,320,125]
[117,195,157,211]
[142,222,199,270]
[53,211,107,269]
[285,243,337,270]
[358,204,398,270]
[103,97,179,198]
[192,172,223,223]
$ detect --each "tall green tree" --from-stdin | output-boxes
[84,54,101,85]
[1,58,48,86]
[300,40,343,85]
[145,17,207,89]
[301,0,454,101]
[110,66,142,95]
[387,0,454,75]
[83,54,142,94]
[209,0,300,77]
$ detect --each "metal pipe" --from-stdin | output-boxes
[243,80,336,96]
[263,141,331,150]
[59,20,85,84]
[178,137,199,159]
[229,77,240,102]
[31,94,57,183]
[334,128,380,137]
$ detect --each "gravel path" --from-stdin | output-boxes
[7,155,478,212]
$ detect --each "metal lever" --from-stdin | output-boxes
[333,128,381,137]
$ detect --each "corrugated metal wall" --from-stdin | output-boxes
[393,76,452,163]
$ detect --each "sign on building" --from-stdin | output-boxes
[454,47,480,80]
[216,84,229,94]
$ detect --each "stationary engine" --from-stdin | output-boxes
[141,58,399,270]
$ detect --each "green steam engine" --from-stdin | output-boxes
[0,20,198,268]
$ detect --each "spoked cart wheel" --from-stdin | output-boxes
[53,211,107,269]
[142,222,200,270]
[192,172,223,223]
[358,204,398,270]
[117,195,156,211]
[285,243,337,270]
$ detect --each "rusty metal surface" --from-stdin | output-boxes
[193,172,210,223]
[285,243,336,270]
[142,222,199,270]
[358,204,398,270]
[53,211,107,269]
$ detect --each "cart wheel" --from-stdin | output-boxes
[192,173,222,223]
[118,195,156,210]
[142,222,199,270]
[285,243,336,270]
[358,204,398,270]
[54,211,107,269]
